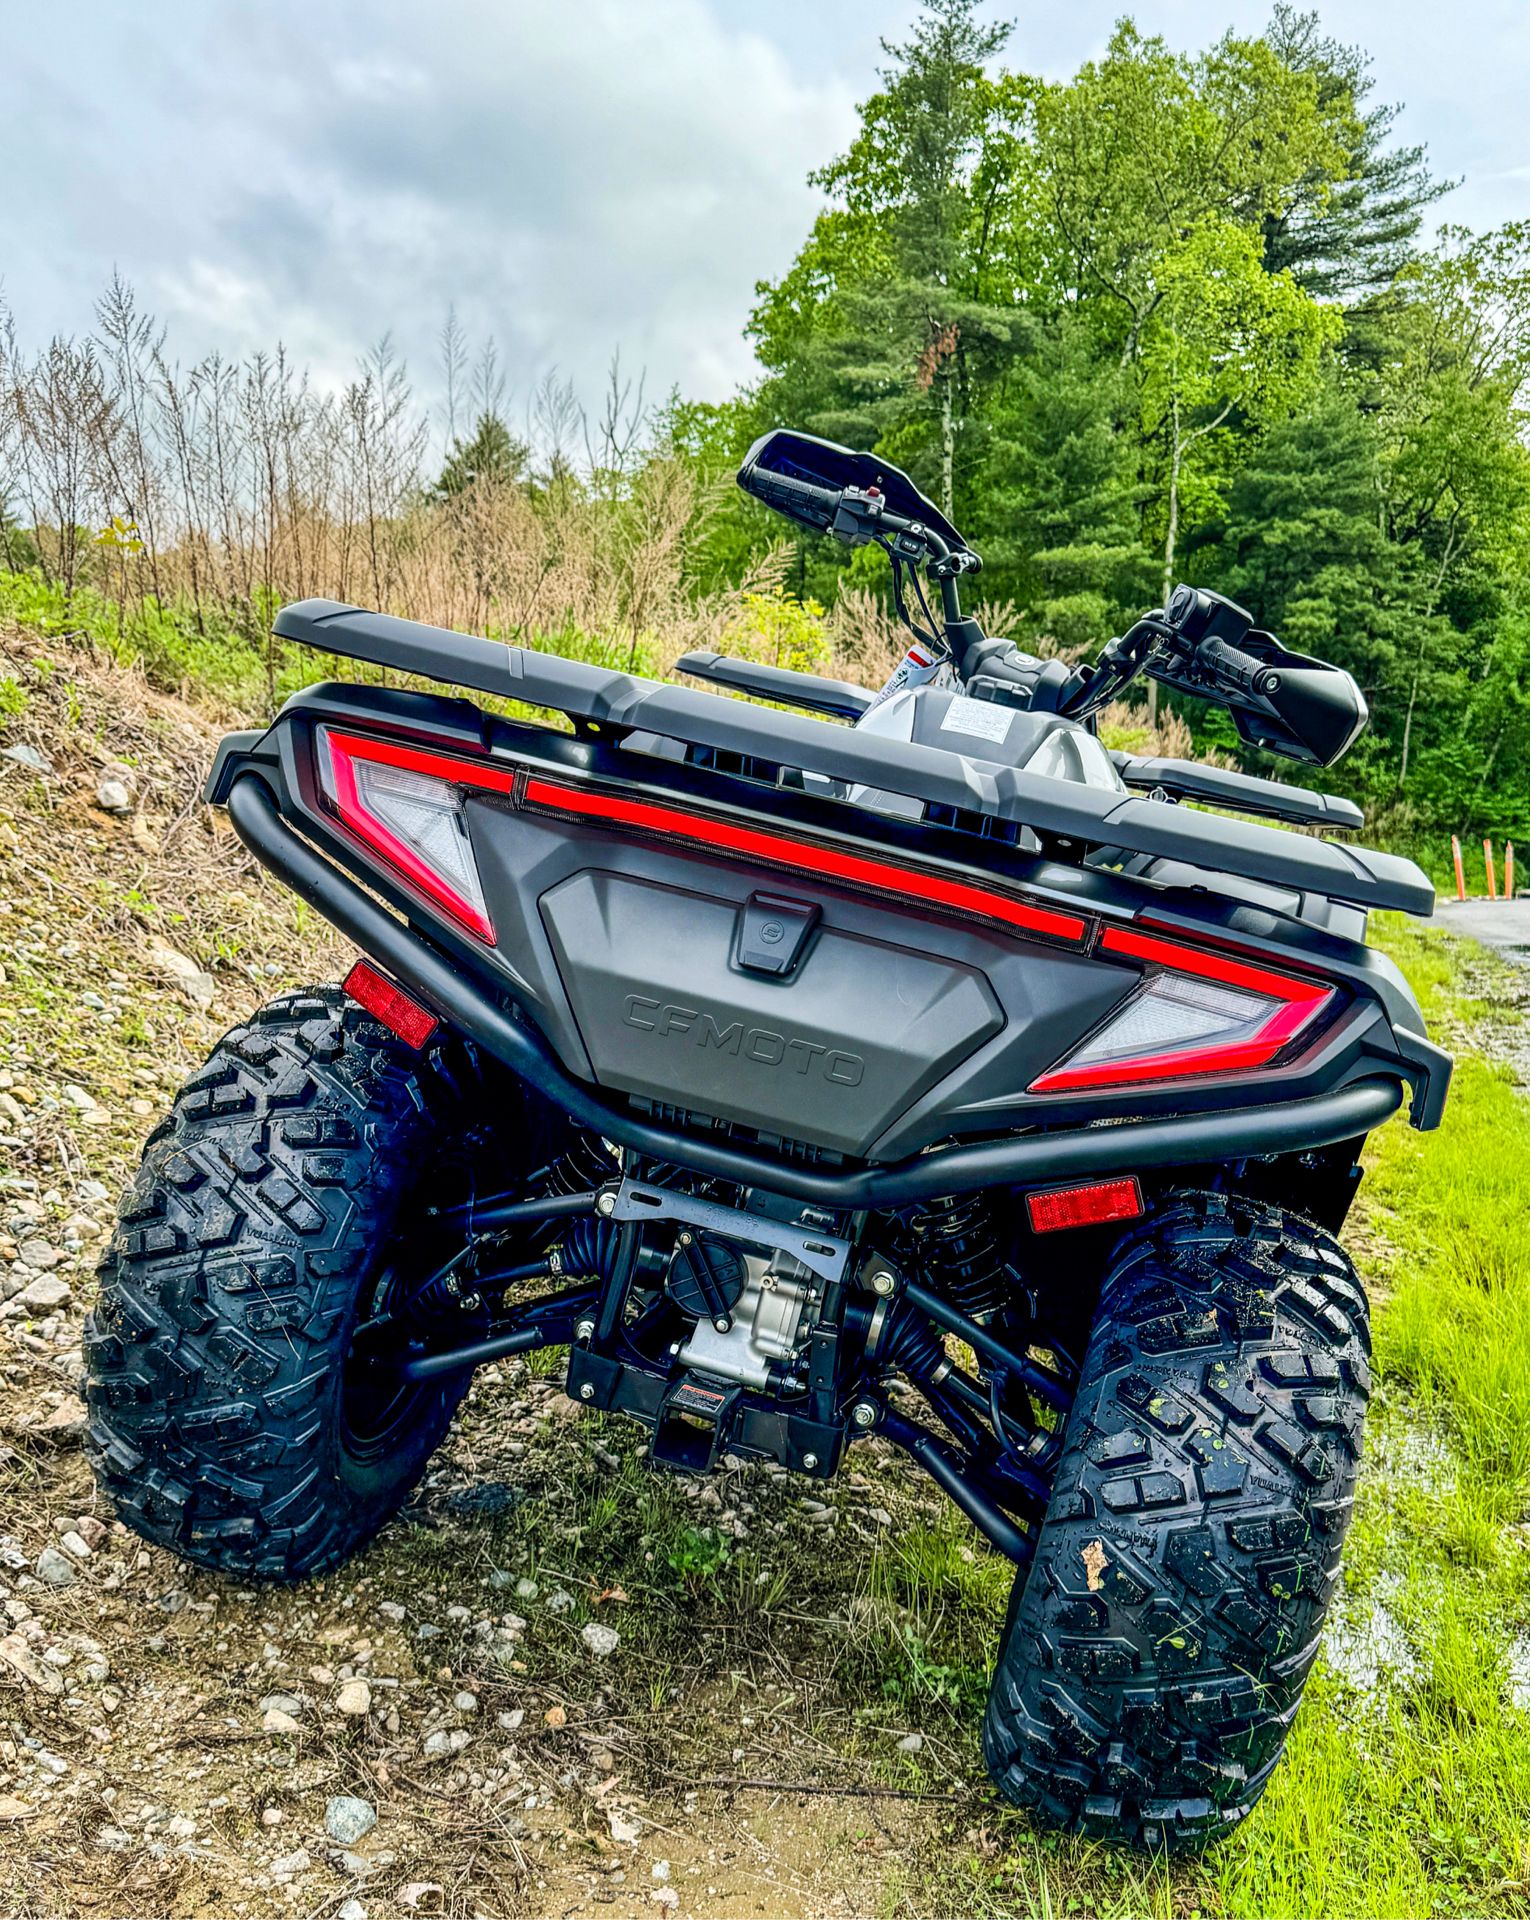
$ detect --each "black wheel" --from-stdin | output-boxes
[83,987,473,1582]
[984,1190,1369,1850]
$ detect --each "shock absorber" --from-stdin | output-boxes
[908,1193,1008,1320]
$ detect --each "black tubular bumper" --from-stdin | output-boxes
[227,775,1407,1210]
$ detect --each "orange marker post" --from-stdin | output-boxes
[1452,835,1467,901]
[1506,841,1516,902]
[1485,839,1498,901]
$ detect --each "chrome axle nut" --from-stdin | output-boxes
[851,1401,878,1430]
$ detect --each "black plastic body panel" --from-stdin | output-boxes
[676,650,875,721]
[1112,752,1366,830]
[207,680,1448,1158]
[270,601,1434,918]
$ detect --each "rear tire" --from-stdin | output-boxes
[84,988,470,1582]
[983,1190,1369,1849]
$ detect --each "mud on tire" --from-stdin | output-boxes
[83,987,468,1582]
[983,1190,1369,1850]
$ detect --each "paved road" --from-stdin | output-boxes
[1436,897,1530,962]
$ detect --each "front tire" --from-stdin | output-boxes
[984,1191,1369,1849]
[84,988,470,1582]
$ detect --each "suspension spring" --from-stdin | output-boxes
[909,1192,1007,1320]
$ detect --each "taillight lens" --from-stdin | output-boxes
[319,729,496,941]
[1030,926,1333,1093]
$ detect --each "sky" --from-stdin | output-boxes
[4,1,1526,434]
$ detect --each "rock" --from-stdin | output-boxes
[58,1529,92,1562]
[453,1690,478,1712]
[32,1401,85,1443]
[0,1633,64,1694]
[78,1180,109,1204]
[61,1086,98,1113]
[262,1708,303,1737]
[260,1691,303,1715]
[261,1806,284,1827]
[144,944,216,1012]
[609,1810,642,1844]
[895,1731,924,1753]
[399,1887,444,1912]
[95,1823,132,1851]
[270,1848,311,1880]
[543,1704,567,1729]
[497,1708,525,1730]
[545,1588,575,1615]
[377,1600,406,1623]
[323,1795,376,1846]
[16,1242,60,1273]
[581,1621,620,1659]
[337,1901,369,1920]
[514,1577,538,1600]
[72,1515,108,1550]
[35,1545,78,1587]
[16,1276,70,1314]
[652,1891,680,1912]
[421,1728,471,1759]
[1,744,52,776]
[334,1679,371,1717]
[651,1860,671,1882]
[95,779,132,815]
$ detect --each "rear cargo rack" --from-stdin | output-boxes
[272,600,1434,918]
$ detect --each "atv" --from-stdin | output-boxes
[84,429,1450,1848]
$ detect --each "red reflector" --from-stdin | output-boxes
[343,960,440,1050]
[521,776,1088,944]
[1025,1176,1144,1235]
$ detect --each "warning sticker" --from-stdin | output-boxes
[939,695,1013,745]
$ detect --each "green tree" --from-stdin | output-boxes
[434,412,528,497]
[1139,218,1341,606]
[1261,5,1448,299]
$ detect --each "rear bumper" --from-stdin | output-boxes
[227,772,1409,1210]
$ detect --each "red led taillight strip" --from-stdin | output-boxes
[322,730,515,942]
[318,732,1088,948]
[520,776,1088,944]
[1030,925,1334,1093]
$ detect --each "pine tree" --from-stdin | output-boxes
[434,413,529,498]
[1261,6,1449,299]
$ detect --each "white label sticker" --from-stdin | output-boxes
[939,695,1013,745]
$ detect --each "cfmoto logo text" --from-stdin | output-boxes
[622,996,865,1086]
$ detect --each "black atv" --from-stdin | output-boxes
[84,430,1449,1849]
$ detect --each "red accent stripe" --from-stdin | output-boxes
[1030,926,1333,1093]
[521,775,1088,943]
[1026,1176,1144,1234]
[323,731,502,942]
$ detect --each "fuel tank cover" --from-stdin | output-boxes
[736,891,820,977]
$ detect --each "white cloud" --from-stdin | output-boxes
[6,0,859,418]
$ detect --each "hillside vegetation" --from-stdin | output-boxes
[3,4,1529,859]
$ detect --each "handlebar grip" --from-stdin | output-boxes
[1198,636,1280,701]
[749,468,843,518]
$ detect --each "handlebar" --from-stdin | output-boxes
[744,467,844,526]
